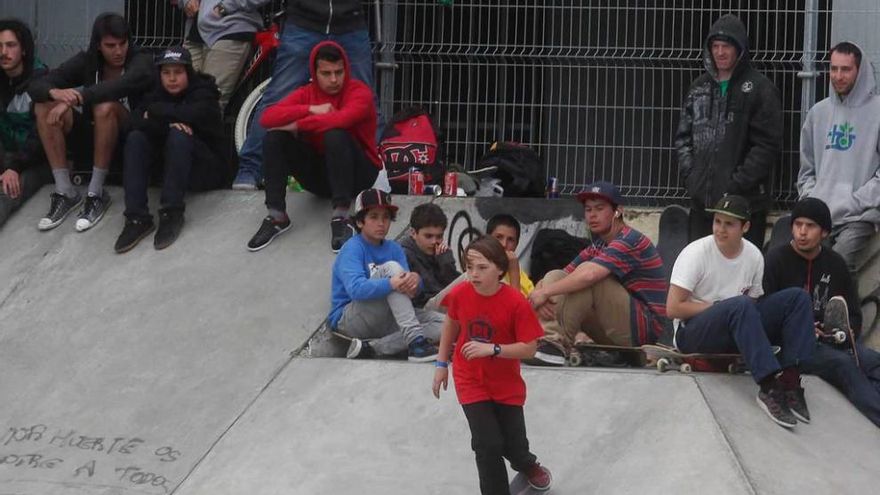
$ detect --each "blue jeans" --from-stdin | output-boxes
[235,22,380,183]
[802,341,880,427]
[675,288,815,383]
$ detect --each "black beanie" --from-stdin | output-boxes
[791,197,832,232]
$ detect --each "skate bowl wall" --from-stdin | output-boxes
[0,188,878,495]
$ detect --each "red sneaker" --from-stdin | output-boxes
[526,462,552,491]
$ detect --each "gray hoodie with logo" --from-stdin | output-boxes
[798,42,880,227]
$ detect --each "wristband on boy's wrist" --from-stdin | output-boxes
[435,361,449,368]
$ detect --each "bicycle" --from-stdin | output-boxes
[229,8,284,152]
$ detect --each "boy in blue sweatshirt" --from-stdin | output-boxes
[329,188,441,361]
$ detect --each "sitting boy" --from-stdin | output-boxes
[329,189,442,361]
[401,203,461,308]
[487,213,534,296]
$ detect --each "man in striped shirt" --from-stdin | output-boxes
[528,181,669,365]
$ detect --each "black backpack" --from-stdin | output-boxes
[529,229,590,282]
[476,142,546,197]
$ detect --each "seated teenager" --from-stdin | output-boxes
[486,213,534,297]
[28,12,153,232]
[668,195,815,429]
[401,203,461,308]
[0,18,49,228]
[246,41,380,253]
[114,47,228,253]
[329,189,442,362]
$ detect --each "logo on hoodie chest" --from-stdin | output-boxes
[825,122,856,151]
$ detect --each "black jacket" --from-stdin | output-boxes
[400,236,461,308]
[674,14,783,212]
[1,61,48,173]
[28,46,153,110]
[763,243,862,336]
[131,71,228,159]
[286,0,366,35]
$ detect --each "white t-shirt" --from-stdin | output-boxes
[669,236,764,337]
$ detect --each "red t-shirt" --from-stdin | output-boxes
[442,282,544,406]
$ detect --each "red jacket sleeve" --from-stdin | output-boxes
[259,87,312,128]
[294,84,374,134]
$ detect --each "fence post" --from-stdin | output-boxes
[799,0,820,126]
[377,0,398,123]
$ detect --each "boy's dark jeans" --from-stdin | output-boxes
[123,129,226,219]
[802,341,880,427]
[462,401,537,495]
[262,128,378,211]
[675,288,815,383]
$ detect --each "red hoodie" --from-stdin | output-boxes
[259,40,380,167]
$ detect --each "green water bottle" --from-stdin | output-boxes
[286,175,304,192]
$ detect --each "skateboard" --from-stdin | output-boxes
[642,344,781,374]
[509,471,552,494]
[657,205,690,282]
[567,342,646,368]
[822,295,860,368]
[765,214,792,253]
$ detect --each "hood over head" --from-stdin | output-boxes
[830,41,876,108]
[702,14,750,78]
[308,40,351,96]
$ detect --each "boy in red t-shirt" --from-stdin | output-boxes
[432,236,552,493]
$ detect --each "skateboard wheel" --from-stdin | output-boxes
[72,174,83,186]
[727,363,737,374]
[833,331,846,344]
[657,358,669,372]
[679,363,692,373]
[567,353,582,367]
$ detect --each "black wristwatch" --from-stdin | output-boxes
[493,344,502,357]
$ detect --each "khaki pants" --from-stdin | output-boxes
[185,39,251,111]
[538,269,633,347]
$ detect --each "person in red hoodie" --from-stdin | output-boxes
[246,41,380,253]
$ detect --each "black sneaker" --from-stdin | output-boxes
[346,338,375,359]
[533,341,566,366]
[75,190,111,232]
[247,215,291,251]
[757,385,798,428]
[154,209,184,250]
[330,216,355,253]
[38,192,83,231]
[784,387,810,423]
[408,336,439,362]
[114,217,155,254]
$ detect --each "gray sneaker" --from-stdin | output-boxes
[785,387,810,423]
[75,190,111,232]
[38,192,83,231]
[757,385,797,428]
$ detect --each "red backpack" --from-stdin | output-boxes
[379,107,445,193]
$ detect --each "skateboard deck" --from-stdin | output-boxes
[642,344,780,374]
[509,472,552,494]
[568,342,646,368]
[657,205,690,282]
[823,295,860,368]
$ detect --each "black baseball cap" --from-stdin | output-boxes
[354,188,399,216]
[576,181,624,207]
[156,46,192,66]
[706,195,751,221]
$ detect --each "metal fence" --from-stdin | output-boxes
[23,1,880,206]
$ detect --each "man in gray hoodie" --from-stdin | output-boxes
[798,41,880,275]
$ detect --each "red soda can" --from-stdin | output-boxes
[443,171,458,196]
[408,167,425,195]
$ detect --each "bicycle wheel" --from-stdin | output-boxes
[234,77,271,152]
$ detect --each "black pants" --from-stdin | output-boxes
[688,205,767,249]
[461,401,537,495]
[123,129,227,220]
[262,128,378,211]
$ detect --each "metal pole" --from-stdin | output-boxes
[799,0,820,127]
[376,0,398,122]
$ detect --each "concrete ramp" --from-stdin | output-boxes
[1,189,878,495]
